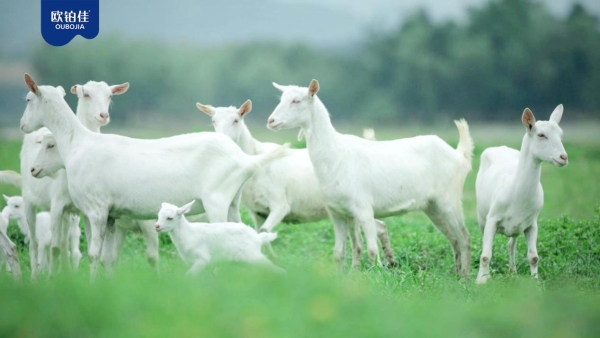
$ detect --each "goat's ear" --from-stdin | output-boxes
[308,79,319,97]
[24,73,40,97]
[297,129,304,141]
[522,108,536,131]
[2,194,8,202]
[56,86,66,97]
[177,200,195,215]
[549,104,563,124]
[70,85,80,95]
[111,82,130,95]
[196,103,213,116]
[239,100,252,118]
[273,82,286,92]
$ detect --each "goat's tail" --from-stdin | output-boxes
[0,170,22,188]
[258,232,278,245]
[251,143,290,168]
[454,119,474,171]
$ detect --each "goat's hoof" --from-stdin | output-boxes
[476,275,490,284]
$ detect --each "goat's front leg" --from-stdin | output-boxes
[508,237,517,273]
[375,219,397,268]
[186,259,209,276]
[87,212,109,280]
[49,203,69,275]
[476,217,497,284]
[328,210,349,271]
[23,201,38,279]
[138,220,160,271]
[524,222,539,279]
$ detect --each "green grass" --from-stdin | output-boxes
[1,129,599,337]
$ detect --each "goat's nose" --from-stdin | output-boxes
[99,113,109,120]
[30,167,35,173]
[268,118,275,124]
[560,154,568,161]
[155,225,160,231]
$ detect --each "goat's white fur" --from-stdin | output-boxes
[267,80,473,274]
[0,171,22,188]
[198,101,396,266]
[155,200,285,275]
[19,74,288,278]
[475,105,568,284]
[17,80,128,277]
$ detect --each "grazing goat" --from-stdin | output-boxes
[155,201,285,275]
[197,100,396,266]
[475,105,568,284]
[267,80,473,274]
[19,74,288,278]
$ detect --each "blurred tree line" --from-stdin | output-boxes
[30,0,600,124]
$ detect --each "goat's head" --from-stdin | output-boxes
[30,132,63,178]
[20,74,66,133]
[522,104,568,167]
[267,79,319,131]
[71,81,129,127]
[155,200,195,233]
[2,195,24,220]
[197,100,252,143]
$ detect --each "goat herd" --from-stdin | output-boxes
[0,74,568,284]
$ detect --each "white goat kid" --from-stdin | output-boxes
[475,106,568,284]
[19,74,287,278]
[197,100,396,266]
[267,80,473,274]
[2,195,30,243]
[18,81,127,277]
[155,201,285,275]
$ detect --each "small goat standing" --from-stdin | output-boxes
[475,105,568,284]
[155,201,285,275]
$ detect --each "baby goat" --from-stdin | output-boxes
[155,201,285,275]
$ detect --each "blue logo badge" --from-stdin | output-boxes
[41,0,99,46]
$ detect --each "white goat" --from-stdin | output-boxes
[155,201,285,275]
[0,212,22,278]
[475,106,568,284]
[267,80,473,274]
[31,131,158,272]
[17,81,128,277]
[2,195,30,242]
[19,74,288,278]
[362,128,376,141]
[197,100,396,266]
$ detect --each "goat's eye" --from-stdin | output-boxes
[26,98,30,102]
[47,144,55,149]
[537,133,546,138]
[233,119,239,124]
[84,93,90,98]
[15,205,19,208]
[167,217,173,221]
[291,99,300,104]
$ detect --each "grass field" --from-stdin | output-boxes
[0,125,599,337]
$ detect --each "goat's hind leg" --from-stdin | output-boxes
[375,219,397,268]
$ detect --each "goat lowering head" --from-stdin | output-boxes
[267,79,320,131]
[521,104,568,167]
[30,132,63,178]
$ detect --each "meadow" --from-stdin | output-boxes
[0,123,599,337]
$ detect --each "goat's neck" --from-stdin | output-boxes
[303,97,341,174]
[510,134,542,202]
[236,121,261,155]
[76,105,101,133]
[42,97,88,163]
[169,218,194,251]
